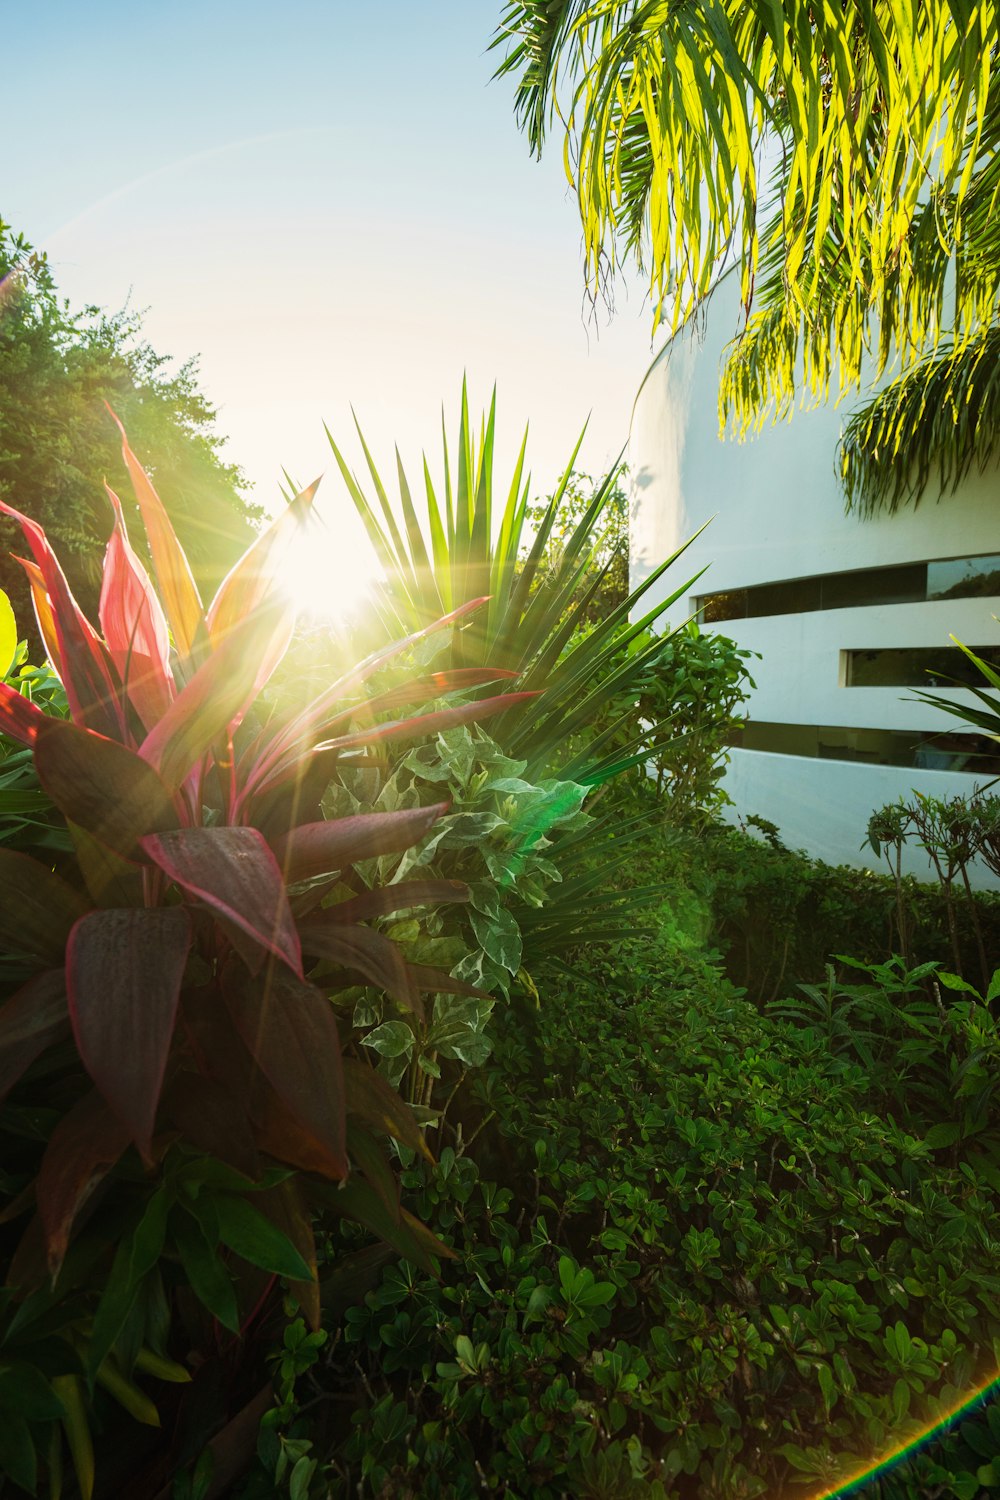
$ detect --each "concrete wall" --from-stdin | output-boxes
[629,274,1000,884]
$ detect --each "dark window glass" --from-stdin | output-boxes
[846,645,1000,688]
[733,721,1000,774]
[696,552,1000,623]
[822,562,925,610]
[700,588,748,622]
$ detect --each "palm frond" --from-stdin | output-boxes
[494,1,1000,421]
[838,327,1000,517]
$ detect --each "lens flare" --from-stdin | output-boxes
[805,1371,1000,1498]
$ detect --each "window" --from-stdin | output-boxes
[696,553,1000,623]
[844,645,1000,689]
[730,721,1000,774]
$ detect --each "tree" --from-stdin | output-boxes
[0,220,261,649]
[522,466,629,624]
[493,4,1000,511]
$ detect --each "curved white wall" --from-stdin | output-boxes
[629,274,1000,884]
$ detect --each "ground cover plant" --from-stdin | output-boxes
[237,927,1000,1499]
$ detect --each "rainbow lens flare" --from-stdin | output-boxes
[806,1372,1000,1497]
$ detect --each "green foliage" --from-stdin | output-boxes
[248,931,1000,1498]
[327,383,701,784]
[523,467,629,625]
[0,220,261,650]
[666,823,1000,1008]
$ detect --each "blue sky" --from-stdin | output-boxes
[5,0,662,542]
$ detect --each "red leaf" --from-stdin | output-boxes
[162,1071,260,1180]
[37,1088,131,1276]
[142,827,302,977]
[0,499,124,739]
[316,691,540,755]
[270,802,448,884]
[66,908,192,1161]
[235,597,493,808]
[206,479,318,644]
[222,963,347,1178]
[326,879,469,924]
[297,921,421,1017]
[0,970,68,1101]
[107,406,205,661]
[34,718,178,859]
[0,848,90,965]
[99,485,175,730]
[0,680,49,748]
[138,597,291,792]
[342,1056,432,1160]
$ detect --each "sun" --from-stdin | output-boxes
[278,502,382,624]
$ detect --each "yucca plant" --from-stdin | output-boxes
[0,414,535,1496]
[328,383,704,786]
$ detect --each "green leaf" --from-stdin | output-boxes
[0,589,18,678]
[172,1212,240,1332]
[212,1195,312,1280]
[362,1021,415,1060]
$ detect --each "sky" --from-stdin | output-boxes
[4,0,663,557]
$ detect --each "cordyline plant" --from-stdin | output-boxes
[0,412,534,1302]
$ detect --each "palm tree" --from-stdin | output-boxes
[493,2,1000,513]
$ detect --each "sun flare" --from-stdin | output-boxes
[278,505,382,624]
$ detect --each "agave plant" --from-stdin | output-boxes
[0,417,535,1362]
[328,382,705,785]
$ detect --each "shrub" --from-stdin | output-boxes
[244,936,1000,1499]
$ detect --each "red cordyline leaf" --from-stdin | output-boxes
[139,595,291,793]
[235,597,494,813]
[107,405,205,661]
[67,908,192,1162]
[222,963,347,1179]
[0,845,90,964]
[206,479,319,645]
[34,718,179,860]
[314,690,540,756]
[270,802,449,884]
[325,879,470,923]
[15,555,62,676]
[297,921,422,1017]
[37,1088,132,1276]
[99,485,174,730]
[0,679,48,747]
[141,827,303,977]
[0,970,68,1101]
[0,499,125,740]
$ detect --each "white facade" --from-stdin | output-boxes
[629,274,1000,884]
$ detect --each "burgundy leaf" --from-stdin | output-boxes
[222,963,347,1179]
[0,680,48,747]
[37,1088,131,1276]
[270,802,448,884]
[0,499,125,739]
[0,848,90,965]
[99,485,175,730]
[67,908,192,1161]
[142,827,302,976]
[0,970,69,1101]
[162,1071,260,1181]
[34,718,178,859]
[297,921,421,1017]
[342,1056,432,1160]
[139,596,290,792]
[326,879,470,924]
[312,691,540,756]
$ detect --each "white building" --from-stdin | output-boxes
[629,274,1000,882]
